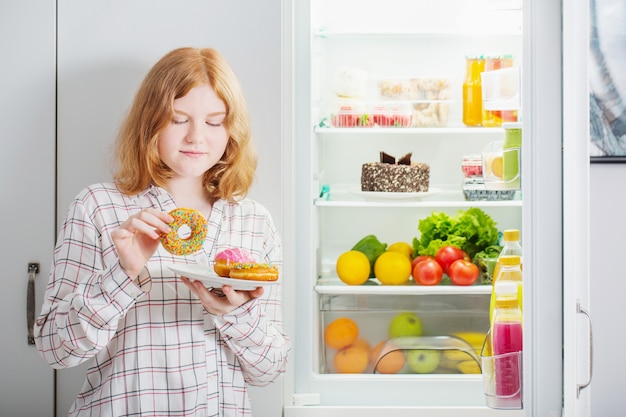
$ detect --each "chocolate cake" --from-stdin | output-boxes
[361,152,430,192]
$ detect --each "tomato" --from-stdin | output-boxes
[411,255,435,271]
[412,258,443,286]
[435,245,470,274]
[448,259,480,286]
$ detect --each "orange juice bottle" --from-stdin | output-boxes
[463,55,485,126]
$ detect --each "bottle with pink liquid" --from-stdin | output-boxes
[492,281,523,407]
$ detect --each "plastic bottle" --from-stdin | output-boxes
[502,122,522,190]
[492,229,523,281]
[491,281,523,406]
[463,55,485,126]
[490,253,523,326]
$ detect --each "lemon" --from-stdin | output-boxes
[387,242,413,259]
[374,251,412,285]
[490,155,503,178]
[336,250,371,285]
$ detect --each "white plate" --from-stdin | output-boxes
[350,187,441,201]
[168,264,278,291]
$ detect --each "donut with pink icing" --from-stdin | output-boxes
[213,248,256,277]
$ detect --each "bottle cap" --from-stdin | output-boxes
[503,229,520,242]
[499,255,521,266]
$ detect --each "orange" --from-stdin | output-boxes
[374,251,412,285]
[370,340,406,374]
[324,317,359,350]
[336,250,371,285]
[387,242,413,259]
[334,343,370,373]
[491,155,503,178]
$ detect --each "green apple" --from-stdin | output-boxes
[407,349,441,374]
[388,312,422,338]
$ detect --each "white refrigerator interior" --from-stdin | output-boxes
[286,0,570,415]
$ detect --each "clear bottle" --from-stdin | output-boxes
[490,254,523,326]
[491,281,523,405]
[462,55,485,126]
[492,229,523,280]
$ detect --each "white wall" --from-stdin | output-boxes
[590,164,626,415]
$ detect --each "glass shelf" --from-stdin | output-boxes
[315,277,492,295]
[315,183,522,208]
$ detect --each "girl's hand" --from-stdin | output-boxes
[111,208,173,279]
[180,276,264,315]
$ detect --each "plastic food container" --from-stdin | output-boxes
[378,77,450,100]
[461,154,483,177]
[411,101,449,127]
[330,101,413,128]
[463,178,516,201]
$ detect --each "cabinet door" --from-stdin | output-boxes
[0,1,56,416]
[55,1,284,416]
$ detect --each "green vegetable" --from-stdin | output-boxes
[473,245,503,284]
[352,234,387,278]
[412,208,500,260]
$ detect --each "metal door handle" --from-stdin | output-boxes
[576,299,593,398]
[27,262,39,345]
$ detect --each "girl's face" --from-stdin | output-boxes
[158,84,229,182]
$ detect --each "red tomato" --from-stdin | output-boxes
[448,259,480,286]
[412,258,443,286]
[435,245,470,274]
[411,255,435,271]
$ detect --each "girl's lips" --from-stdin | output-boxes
[181,151,206,158]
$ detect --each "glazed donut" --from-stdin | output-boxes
[213,248,256,277]
[160,208,208,256]
[228,262,279,282]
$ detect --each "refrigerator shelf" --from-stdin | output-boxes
[314,126,506,135]
[315,183,522,208]
[315,280,492,295]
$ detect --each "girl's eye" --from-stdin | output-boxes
[206,121,223,127]
[172,119,187,125]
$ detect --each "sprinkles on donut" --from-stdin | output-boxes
[161,208,208,256]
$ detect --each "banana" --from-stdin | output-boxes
[456,360,481,374]
[442,349,480,362]
[451,332,488,350]
[438,357,462,371]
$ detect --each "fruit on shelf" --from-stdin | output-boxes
[452,332,488,350]
[334,342,370,373]
[324,317,359,350]
[374,251,412,285]
[387,241,414,259]
[456,360,481,374]
[406,349,441,374]
[412,257,443,286]
[336,250,371,285]
[388,312,422,338]
[435,245,470,275]
[370,340,406,374]
[448,259,480,286]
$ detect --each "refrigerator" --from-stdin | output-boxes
[283,0,591,416]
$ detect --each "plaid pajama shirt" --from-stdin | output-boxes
[34,182,290,416]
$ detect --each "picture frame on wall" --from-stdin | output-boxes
[589,0,626,162]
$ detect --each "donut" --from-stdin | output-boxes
[228,262,279,282]
[160,208,208,256]
[213,248,256,277]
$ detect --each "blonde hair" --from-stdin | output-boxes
[113,47,257,201]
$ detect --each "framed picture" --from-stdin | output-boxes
[589,0,626,162]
